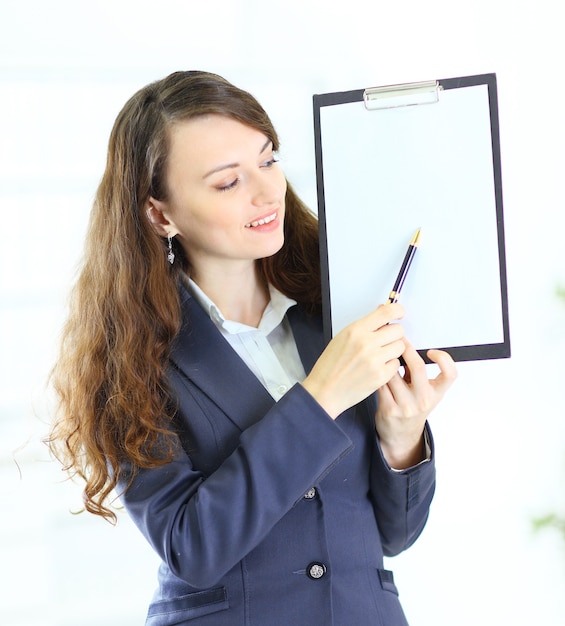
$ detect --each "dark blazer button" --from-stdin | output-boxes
[307,562,327,580]
[304,487,317,499]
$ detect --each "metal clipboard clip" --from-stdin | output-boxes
[363,80,441,110]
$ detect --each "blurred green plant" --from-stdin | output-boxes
[533,513,565,538]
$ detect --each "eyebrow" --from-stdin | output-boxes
[202,139,273,179]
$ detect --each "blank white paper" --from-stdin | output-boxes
[319,84,505,352]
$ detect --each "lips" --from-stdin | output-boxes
[245,211,278,228]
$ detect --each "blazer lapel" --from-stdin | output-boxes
[170,288,276,432]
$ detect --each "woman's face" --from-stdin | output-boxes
[149,114,287,278]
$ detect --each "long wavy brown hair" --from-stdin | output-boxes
[48,71,321,523]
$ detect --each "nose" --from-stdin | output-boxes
[250,169,286,206]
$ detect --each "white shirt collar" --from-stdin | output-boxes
[187,278,297,336]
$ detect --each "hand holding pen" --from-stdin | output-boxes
[303,229,421,418]
[302,225,456,466]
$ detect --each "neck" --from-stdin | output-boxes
[191,261,269,328]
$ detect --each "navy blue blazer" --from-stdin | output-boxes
[118,285,435,625]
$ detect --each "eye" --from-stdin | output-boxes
[261,157,279,168]
[216,178,239,192]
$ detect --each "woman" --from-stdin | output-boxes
[49,70,456,625]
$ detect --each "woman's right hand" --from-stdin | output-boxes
[302,304,406,419]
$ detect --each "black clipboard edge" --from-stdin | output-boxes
[418,342,511,364]
[313,74,511,362]
[313,93,333,344]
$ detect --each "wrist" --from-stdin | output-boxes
[378,431,426,470]
[300,379,341,420]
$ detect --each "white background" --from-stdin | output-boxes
[1,1,564,625]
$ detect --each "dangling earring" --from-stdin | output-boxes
[167,234,175,265]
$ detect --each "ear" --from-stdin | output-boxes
[146,198,178,238]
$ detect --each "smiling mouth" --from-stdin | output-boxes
[245,212,278,228]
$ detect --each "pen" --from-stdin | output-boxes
[387,228,421,303]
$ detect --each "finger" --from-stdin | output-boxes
[372,323,405,348]
[399,339,428,393]
[377,380,398,413]
[384,363,429,411]
[357,303,405,332]
[384,371,410,405]
[427,349,458,393]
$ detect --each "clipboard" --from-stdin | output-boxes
[313,73,510,362]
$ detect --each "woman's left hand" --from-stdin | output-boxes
[375,339,457,470]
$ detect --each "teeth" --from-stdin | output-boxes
[246,212,277,228]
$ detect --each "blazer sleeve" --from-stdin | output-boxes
[117,384,353,589]
[369,419,436,557]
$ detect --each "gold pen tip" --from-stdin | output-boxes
[410,228,421,247]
